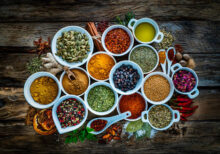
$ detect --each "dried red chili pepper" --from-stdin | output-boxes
[97,21,109,34]
[174,44,183,53]
[29,37,51,56]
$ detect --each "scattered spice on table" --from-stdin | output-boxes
[174,44,183,53]
[87,85,115,112]
[33,109,56,135]
[113,64,140,92]
[119,93,146,119]
[62,68,89,95]
[97,21,109,33]
[149,105,172,128]
[86,22,104,51]
[57,98,85,128]
[105,28,130,54]
[159,50,166,64]
[30,77,58,104]
[26,56,42,74]
[99,124,122,144]
[130,46,158,73]
[91,119,107,132]
[56,30,90,62]
[29,37,51,56]
[157,29,175,50]
[88,53,115,80]
[144,75,170,102]
[173,70,196,92]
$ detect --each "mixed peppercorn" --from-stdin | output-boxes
[57,98,85,128]
[113,64,140,92]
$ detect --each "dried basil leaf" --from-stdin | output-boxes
[126,119,143,133]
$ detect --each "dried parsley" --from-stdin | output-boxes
[149,105,172,128]
[87,85,115,112]
[130,46,157,73]
[26,56,42,74]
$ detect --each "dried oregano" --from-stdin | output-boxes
[26,56,42,74]
[157,29,175,50]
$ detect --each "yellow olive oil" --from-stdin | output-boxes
[135,23,156,42]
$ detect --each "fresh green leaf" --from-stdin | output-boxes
[86,133,97,141]
[126,119,143,133]
[72,136,78,143]
[65,137,71,144]
[135,123,152,139]
[86,127,94,133]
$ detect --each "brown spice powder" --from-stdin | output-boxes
[144,75,170,102]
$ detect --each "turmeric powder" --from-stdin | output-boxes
[30,77,58,104]
[88,53,115,80]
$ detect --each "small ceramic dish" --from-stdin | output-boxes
[128,44,159,74]
[141,104,180,131]
[86,51,116,82]
[141,72,174,105]
[52,95,88,134]
[51,26,94,67]
[101,25,134,57]
[59,67,90,96]
[109,60,144,95]
[24,72,61,109]
[84,82,118,116]
[117,92,148,121]
[171,63,199,99]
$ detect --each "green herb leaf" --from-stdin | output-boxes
[86,133,97,141]
[126,119,143,133]
[86,127,94,133]
[65,137,71,143]
[72,136,78,143]
[135,123,152,139]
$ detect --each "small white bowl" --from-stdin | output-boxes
[86,51,116,82]
[101,25,134,57]
[129,44,159,74]
[59,67,90,96]
[141,72,174,105]
[52,95,88,134]
[24,72,61,109]
[109,60,144,95]
[84,82,118,116]
[117,92,148,121]
[51,26,94,67]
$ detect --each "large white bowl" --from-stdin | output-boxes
[117,92,148,121]
[51,26,94,67]
[52,95,88,134]
[101,25,134,57]
[86,51,116,82]
[129,44,159,74]
[59,67,90,96]
[84,82,118,116]
[141,72,174,105]
[24,72,61,109]
[109,60,144,95]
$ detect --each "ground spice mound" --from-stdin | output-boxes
[144,75,170,102]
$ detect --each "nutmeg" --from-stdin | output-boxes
[183,54,190,61]
[180,60,187,67]
[175,52,183,61]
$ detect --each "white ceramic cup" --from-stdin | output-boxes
[84,82,118,116]
[86,51,116,82]
[141,72,174,105]
[24,72,61,109]
[59,67,90,96]
[141,104,180,131]
[102,25,134,57]
[117,92,148,121]
[171,63,199,99]
[128,18,164,44]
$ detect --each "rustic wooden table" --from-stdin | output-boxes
[0,0,220,153]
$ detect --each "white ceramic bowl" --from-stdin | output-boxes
[141,72,174,105]
[171,63,199,99]
[84,82,118,116]
[86,51,116,82]
[52,95,88,134]
[129,44,159,74]
[51,26,94,67]
[101,25,134,57]
[109,60,144,95]
[141,104,180,131]
[59,67,90,96]
[24,72,61,109]
[117,92,148,121]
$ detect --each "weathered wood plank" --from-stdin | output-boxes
[0,53,219,87]
[0,121,219,153]
[0,87,220,121]
[0,21,219,54]
[0,0,219,22]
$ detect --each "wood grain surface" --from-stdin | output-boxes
[0,0,220,153]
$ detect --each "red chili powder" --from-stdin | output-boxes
[105,28,130,54]
[168,49,175,61]
[119,93,146,119]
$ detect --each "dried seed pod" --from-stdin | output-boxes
[179,60,187,67]
[187,58,196,69]
[183,54,190,61]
